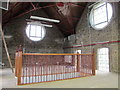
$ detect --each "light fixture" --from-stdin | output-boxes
[30,16,60,23]
[27,22,52,28]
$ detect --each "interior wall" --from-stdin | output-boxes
[0,9,2,68]
[118,2,120,90]
[64,2,119,73]
[0,27,2,68]
[2,9,64,68]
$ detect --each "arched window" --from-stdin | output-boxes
[89,2,113,30]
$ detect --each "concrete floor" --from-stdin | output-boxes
[0,68,118,88]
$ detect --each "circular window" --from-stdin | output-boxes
[89,2,113,30]
[26,23,46,41]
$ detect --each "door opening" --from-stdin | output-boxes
[97,48,109,72]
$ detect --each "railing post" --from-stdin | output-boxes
[71,55,75,66]
[77,53,80,72]
[17,51,22,85]
[92,50,95,75]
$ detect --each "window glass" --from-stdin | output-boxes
[90,2,113,30]
[26,24,46,41]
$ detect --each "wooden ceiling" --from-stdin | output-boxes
[2,2,87,37]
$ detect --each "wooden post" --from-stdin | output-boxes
[0,24,14,73]
[92,50,95,75]
[18,51,22,85]
[71,55,75,66]
[77,53,80,72]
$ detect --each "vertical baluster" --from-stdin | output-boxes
[72,55,74,78]
[32,55,34,83]
[33,55,35,83]
[54,55,56,81]
[45,55,47,82]
[53,55,54,81]
[62,55,64,80]
[79,54,81,77]
[82,55,84,76]
[85,55,86,76]
[63,55,64,79]
[27,55,29,84]
[92,52,95,75]
[77,54,80,77]
[83,55,85,76]
[61,55,62,80]
[22,56,25,84]
[65,55,66,79]
[62,55,64,79]
[37,56,39,83]
[69,55,71,78]
[70,55,71,79]
[88,55,90,75]
[28,55,30,84]
[40,55,42,82]
[56,56,58,80]
[86,55,87,76]
[41,55,43,82]
[49,55,51,81]
[30,55,32,83]
[39,55,41,82]
[36,55,38,83]
[73,55,76,77]
[91,55,92,75]
[90,55,92,75]
[53,55,55,81]
[50,55,52,81]
[25,55,27,84]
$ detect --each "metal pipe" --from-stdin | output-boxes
[3,4,56,25]
[30,16,60,23]
[64,40,120,49]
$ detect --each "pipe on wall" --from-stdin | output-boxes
[63,40,120,49]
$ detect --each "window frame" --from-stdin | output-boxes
[89,2,113,30]
[26,23,46,42]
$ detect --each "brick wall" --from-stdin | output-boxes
[64,2,119,73]
[2,9,64,68]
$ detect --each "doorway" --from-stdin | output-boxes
[97,48,109,72]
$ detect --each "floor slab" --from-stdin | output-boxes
[0,68,118,88]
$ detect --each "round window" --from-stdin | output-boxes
[26,23,46,41]
[89,2,113,30]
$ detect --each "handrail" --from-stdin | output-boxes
[15,50,95,85]
[22,53,93,56]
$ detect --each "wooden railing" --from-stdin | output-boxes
[15,51,95,85]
